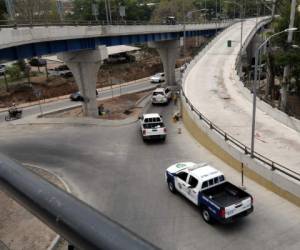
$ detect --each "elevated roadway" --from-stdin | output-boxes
[0,22,231,61]
[0,21,233,117]
[183,18,300,202]
[184,18,300,174]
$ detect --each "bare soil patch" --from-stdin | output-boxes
[47,91,151,120]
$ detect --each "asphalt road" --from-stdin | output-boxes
[0,78,156,122]
[0,102,299,249]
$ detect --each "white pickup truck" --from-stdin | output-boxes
[139,113,167,141]
[165,162,253,224]
[151,87,172,105]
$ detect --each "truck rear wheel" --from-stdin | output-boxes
[168,181,176,193]
[201,208,212,224]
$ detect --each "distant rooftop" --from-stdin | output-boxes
[43,45,141,62]
[107,45,140,55]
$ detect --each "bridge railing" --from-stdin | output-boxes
[180,17,300,183]
[0,18,235,28]
[181,89,300,182]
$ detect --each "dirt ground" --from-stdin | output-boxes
[46,91,150,120]
[0,166,67,250]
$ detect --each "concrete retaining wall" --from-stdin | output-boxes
[234,74,300,133]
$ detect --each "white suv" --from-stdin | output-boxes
[152,87,172,105]
[150,73,165,83]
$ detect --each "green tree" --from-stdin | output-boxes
[7,65,21,81]
[151,0,194,23]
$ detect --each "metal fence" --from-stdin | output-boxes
[181,89,300,182]
[180,17,300,183]
[0,18,235,29]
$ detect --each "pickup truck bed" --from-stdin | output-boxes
[203,182,249,207]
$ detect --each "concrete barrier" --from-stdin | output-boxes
[181,99,300,207]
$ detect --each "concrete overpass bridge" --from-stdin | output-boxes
[0,21,233,116]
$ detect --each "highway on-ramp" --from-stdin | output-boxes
[184,18,300,174]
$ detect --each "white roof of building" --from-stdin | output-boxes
[42,45,141,63]
[107,45,140,55]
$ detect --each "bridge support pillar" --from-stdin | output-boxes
[148,40,180,86]
[58,46,108,117]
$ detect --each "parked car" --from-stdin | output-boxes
[150,73,165,83]
[49,65,73,78]
[0,64,6,75]
[151,87,172,105]
[165,162,254,224]
[180,63,187,73]
[139,113,167,141]
[163,16,177,25]
[70,90,99,102]
[29,58,47,67]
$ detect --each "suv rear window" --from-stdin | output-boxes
[153,91,164,96]
[143,122,164,129]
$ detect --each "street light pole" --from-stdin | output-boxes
[224,1,244,67]
[250,28,297,157]
[183,1,186,57]
[281,0,297,111]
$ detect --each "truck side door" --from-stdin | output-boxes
[175,171,189,197]
[185,175,199,205]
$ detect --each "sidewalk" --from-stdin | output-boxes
[184,19,300,174]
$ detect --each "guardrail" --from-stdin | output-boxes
[0,18,235,28]
[0,153,158,250]
[181,89,300,182]
[181,17,300,183]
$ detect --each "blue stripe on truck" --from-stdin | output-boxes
[198,194,221,219]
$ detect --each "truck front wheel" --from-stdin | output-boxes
[168,181,176,193]
[201,208,212,224]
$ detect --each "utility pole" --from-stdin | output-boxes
[271,0,276,19]
[104,0,109,24]
[4,0,15,21]
[108,0,112,23]
[183,1,186,57]
[281,0,297,111]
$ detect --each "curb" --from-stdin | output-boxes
[181,93,300,208]
[22,163,71,250]
[0,77,151,114]
[13,88,155,127]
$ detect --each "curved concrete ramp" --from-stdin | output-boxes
[184,18,300,175]
[183,18,300,205]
